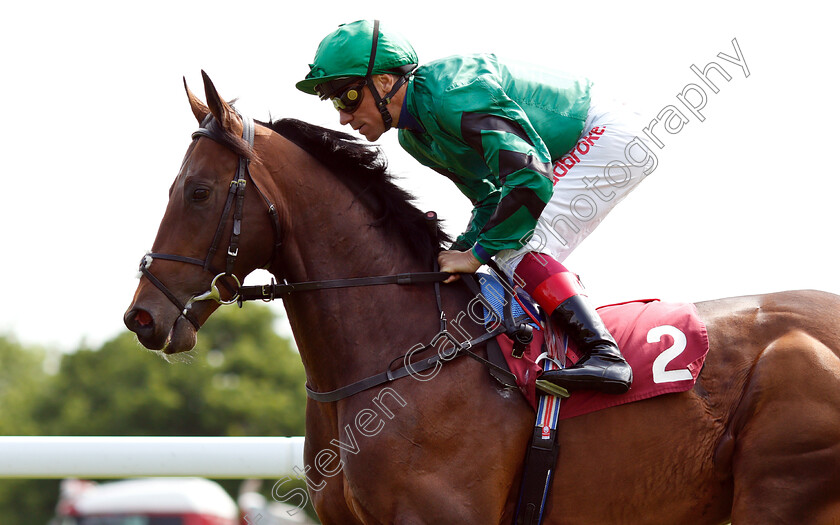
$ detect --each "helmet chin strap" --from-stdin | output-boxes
[365,73,411,132]
[363,19,412,132]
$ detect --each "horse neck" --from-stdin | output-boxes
[263,136,445,393]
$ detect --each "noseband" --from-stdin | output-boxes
[138,113,282,330]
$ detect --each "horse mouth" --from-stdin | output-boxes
[125,307,198,354]
[161,316,198,354]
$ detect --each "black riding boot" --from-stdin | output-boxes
[539,294,632,395]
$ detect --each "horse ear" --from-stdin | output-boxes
[184,77,210,124]
[201,70,239,133]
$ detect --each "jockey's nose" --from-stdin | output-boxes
[339,110,353,126]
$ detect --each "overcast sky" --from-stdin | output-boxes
[2,1,838,351]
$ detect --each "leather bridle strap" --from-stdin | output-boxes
[304,327,509,403]
[191,115,254,275]
[138,254,202,330]
[226,113,255,274]
[140,252,237,298]
[138,114,263,329]
[238,271,451,301]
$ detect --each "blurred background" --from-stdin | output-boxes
[1,0,837,522]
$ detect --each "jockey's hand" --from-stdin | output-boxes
[438,250,482,283]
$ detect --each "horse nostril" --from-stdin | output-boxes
[125,307,155,335]
[134,309,153,327]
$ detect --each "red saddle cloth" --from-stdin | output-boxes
[497,299,709,419]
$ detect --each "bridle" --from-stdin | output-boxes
[138,113,282,330]
[137,111,446,331]
[136,111,523,402]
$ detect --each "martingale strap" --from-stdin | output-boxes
[300,273,518,403]
[304,329,510,403]
[288,213,518,403]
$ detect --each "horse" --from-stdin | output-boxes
[124,72,840,524]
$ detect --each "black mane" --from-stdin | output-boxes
[259,118,450,263]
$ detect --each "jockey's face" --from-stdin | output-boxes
[338,75,401,142]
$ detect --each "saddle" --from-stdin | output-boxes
[475,271,710,525]
[477,272,709,416]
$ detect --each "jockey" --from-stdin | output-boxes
[297,20,653,395]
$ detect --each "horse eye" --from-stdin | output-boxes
[192,188,210,201]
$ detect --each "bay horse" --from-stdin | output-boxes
[124,72,840,524]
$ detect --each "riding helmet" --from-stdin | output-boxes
[296,20,418,97]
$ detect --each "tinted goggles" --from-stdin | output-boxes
[331,82,366,113]
[316,78,367,113]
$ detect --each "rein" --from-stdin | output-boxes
[237,271,450,301]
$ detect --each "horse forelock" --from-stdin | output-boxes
[258,118,451,263]
[197,117,258,162]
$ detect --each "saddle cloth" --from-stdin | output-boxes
[480,273,710,419]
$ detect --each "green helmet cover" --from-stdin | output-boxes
[296,20,418,96]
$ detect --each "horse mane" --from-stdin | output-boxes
[258,117,451,263]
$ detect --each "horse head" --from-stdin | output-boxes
[124,72,281,354]
[126,70,449,368]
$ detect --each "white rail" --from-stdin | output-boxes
[0,436,305,478]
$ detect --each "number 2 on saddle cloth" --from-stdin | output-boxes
[478,272,709,418]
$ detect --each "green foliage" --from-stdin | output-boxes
[0,304,310,524]
[0,335,49,436]
[32,303,306,437]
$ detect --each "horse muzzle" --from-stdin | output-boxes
[124,301,200,354]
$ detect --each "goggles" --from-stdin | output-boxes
[317,78,367,113]
[331,82,366,113]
